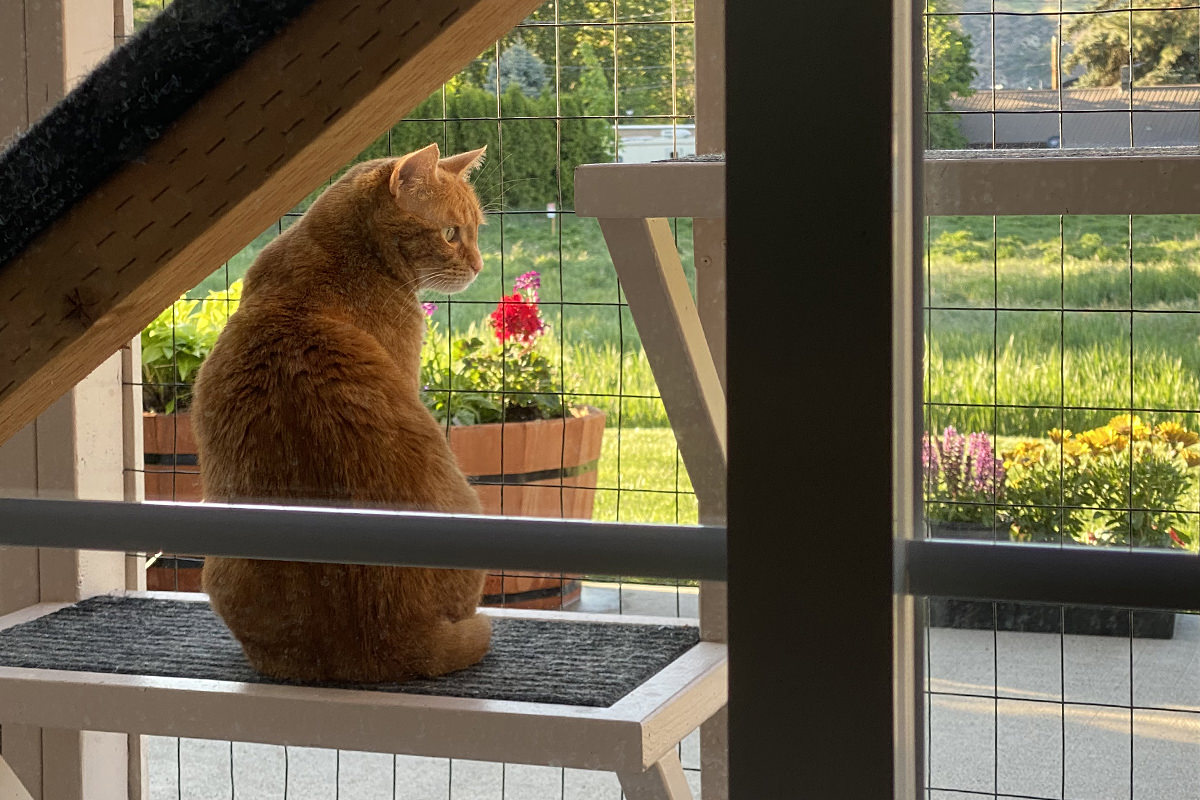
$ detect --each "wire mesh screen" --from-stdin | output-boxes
[925,3,1200,799]
[926,1,1200,150]
[128,0,701,606]
[121,0,705,797]
[925,600,1200,799]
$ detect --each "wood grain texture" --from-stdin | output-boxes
[0,0,544,446]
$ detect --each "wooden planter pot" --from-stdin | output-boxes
[142,412,202,503]
[143,407,607,611]
[450,407,606,610]
[143,412,204,591]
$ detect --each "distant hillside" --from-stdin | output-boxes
[938,3,1067,91]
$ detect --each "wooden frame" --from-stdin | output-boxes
[0,0,543,446]
[0,593,727,800]
[926,148,1200,216]
[574,160,727,510]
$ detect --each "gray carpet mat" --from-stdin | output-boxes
[0,596,700,708]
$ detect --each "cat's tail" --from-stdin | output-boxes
[407,612,492,678]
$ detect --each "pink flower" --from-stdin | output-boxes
[514,271,540,291]
[421,302,438,317]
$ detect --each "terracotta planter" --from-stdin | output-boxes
[449,407,606,610]
[141,407,607,611]
[142,412,202,503]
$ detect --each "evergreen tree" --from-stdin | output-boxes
[486,36,548,98]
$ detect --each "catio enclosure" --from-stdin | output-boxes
[0,0,726,799]
[920,1,1200,799]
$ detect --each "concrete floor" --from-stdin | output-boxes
[927,610,1200,800]
[145,582,703,799]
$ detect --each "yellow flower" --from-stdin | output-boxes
[1156,421,1200,448]
[1108,415,1149,441]
[1081,426,1118,452]
[1003,441,1045,468]
[1062,438,1089,459]
[1048,428,1071,444]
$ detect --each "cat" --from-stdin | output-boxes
[192,143,491,683]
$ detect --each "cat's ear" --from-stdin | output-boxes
[439,146,486,179]
[389,143,441,196]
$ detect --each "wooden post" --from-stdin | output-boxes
[0,3,135,798]
[694,1,727,798]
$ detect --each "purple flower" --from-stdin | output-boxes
[966,432,1004,496]
[941,427,965,496]
[421,302,438,317]
[921,432,940,491]
[514,271,541,291]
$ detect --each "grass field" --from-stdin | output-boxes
[927,214,1200,437]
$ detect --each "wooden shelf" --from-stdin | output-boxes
[0,592,726,797]
[575,162,725,220]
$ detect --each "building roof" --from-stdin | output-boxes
[947,85,1200,148]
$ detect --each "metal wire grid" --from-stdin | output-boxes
[924,212,1200,542]
[146,734,704,798]
[114,2,704,798]
[922,209,1200,798]
[925,2,1200,150]
[922,601,1200,799]
[923,7,1200,798]
[124,0,702,603]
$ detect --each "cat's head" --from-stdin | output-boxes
[387,143,487,294]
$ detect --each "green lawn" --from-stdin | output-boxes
[927,214,1200,437]
[592,427,697,525]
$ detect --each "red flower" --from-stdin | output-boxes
[489,292,546,343]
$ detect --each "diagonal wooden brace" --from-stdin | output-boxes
[595,216,726,509]
[0,754,33,800]
[0,0,543,446]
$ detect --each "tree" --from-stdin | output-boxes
[486,35,548,98]
[133,0,168,30]
[1064,2,1200,88]
[926,2,977,149]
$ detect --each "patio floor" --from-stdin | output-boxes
[928,609,1200,799]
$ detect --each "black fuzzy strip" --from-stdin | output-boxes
[0,0,318,270]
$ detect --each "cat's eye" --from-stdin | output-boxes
[442,226,458,243]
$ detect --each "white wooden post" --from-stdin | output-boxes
[694,1,728,797]
[0,3,137,798]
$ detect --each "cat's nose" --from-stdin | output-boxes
[470,254,483,274]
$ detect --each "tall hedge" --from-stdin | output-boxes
[381,64,613,210]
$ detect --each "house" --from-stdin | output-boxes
[949,84,1200,148]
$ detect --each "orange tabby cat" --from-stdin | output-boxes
[193,143,491,683]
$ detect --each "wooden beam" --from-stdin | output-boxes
[0,0,543,445]
[595,217,727,509]
[925,148,1200,216]
[0,754,34,800]
[0,1,27,143]
[575,162,725,220]
[693,2,728,797]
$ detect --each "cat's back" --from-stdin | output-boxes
[194,293,452,507]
